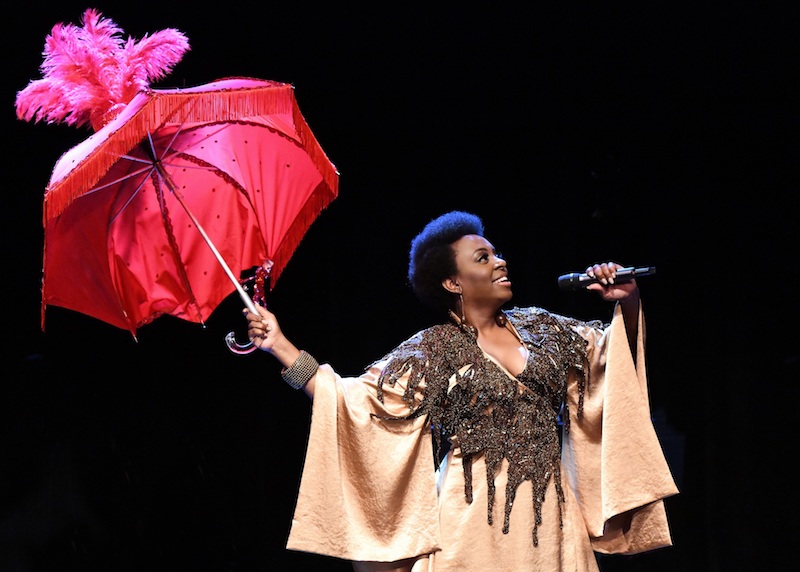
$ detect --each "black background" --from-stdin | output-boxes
[3,2,798,571]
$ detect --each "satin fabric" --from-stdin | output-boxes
[286,303,678,571]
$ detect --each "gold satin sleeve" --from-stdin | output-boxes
[286,362,442,563]
[562,301,680,554]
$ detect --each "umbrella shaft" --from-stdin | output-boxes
[154,161,259,315]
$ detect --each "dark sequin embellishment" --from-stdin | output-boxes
[373,307,596,546]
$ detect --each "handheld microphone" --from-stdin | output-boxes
[557,266,656,291]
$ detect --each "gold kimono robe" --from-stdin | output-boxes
[285,303,678,571]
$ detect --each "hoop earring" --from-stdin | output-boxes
[458,293,477,337]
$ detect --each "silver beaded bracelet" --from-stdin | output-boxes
[281,350,319,390]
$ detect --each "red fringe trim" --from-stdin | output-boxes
[266,89,340,285]
[40,231,47,332]
[43,80,339,225]
[269,179,337,287]
[290,89,340,203]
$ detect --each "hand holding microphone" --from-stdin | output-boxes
[558,265,656,290]
[558,263,654,301]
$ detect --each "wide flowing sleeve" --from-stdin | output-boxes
[561,301,679,554]
[285,361,442,562]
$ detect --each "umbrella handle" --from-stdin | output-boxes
[224,331,257,355]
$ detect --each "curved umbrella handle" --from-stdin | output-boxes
[224,331,257,355]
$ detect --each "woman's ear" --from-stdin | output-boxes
[442,277,461,294]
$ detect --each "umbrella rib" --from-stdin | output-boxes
[158,158,216,172]
[155,125,184,163]
[103,147,213,222]
[108,166,154,225]
[164,123,230,150]
[85,162,154,195]
[151,99,230,163]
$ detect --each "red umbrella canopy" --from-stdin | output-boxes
[43,78,338,335]
[17,10,339,338]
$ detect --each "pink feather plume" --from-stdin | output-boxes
[15,8,190,130]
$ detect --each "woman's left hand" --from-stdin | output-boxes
[585,262,639,301]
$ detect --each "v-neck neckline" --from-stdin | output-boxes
[477,316,529,379]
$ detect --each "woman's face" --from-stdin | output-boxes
[449,234,513,309]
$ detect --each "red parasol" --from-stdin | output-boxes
[16,9,338,352]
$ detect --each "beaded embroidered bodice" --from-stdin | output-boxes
[374,306,601,545]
